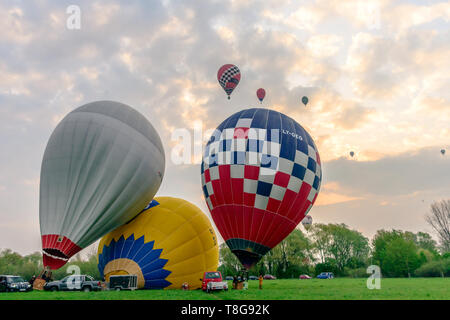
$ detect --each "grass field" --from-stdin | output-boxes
[1,278,449,300]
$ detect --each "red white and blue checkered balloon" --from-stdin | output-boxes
[217,64,240,100]
[201,108,322,269]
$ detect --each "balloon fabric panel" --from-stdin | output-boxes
[201,108,321,268]
[98,197,219,289]
[217,64,241,99]
[39,101,165,269]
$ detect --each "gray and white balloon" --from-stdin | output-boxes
[39,101,165,269]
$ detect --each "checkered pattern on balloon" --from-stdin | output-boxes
[201,108,321,268]
[217,65,241,99]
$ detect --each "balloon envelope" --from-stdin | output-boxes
[217,64,241,99]
[301,215,313,230]
[441,149,445,155]
[350,151,355,157]
[201,108,322,269]
[256,88,266,103]
[40,101,165,269]
[97,197,219,289]
[302,96,309,106]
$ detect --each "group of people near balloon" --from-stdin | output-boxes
[36,64,323,290]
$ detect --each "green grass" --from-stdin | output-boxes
[1,278,449,300]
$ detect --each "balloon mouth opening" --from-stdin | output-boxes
[41,234,82,270]
[232,250,263,270]
[43,248,69,260]
[42,249,69,270]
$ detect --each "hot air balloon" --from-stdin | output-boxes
[217,64,241,99]
[256,88,266,103]
[39,101,165,270]
[97,197,219,289]
[441,149,446,155]
[301,215,313,230]
[201,108,322,269]
[350,151,355,157]
[302,96,309,106]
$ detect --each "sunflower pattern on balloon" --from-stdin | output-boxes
[98,234,172,289]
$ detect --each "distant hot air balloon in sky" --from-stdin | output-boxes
[97,197,219,289]
[441,149,446,155]
[302,96,309,106]
[256,88,266,103]
[301,215,313,230]
[350,151,355,157]
[39,101,165,270]
[217,64,240,99]
[201,108,322,269]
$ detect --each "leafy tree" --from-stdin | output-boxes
[218,229,313,278]
[414,232,438,253]
[384,237,421,277]
[372,230,424,277]
[415,258,450,277]
[0,249,100,281]
[372,229,403,271]
[309,224,369,274]
[218,244,242,277]
[315,260,338,276]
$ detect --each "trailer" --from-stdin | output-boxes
[108,275,138,291]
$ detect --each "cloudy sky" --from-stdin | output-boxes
[0,0,449,256]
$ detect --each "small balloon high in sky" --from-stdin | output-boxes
[256,88,266,103]
[217,64,241,100]
[302,96,309,106]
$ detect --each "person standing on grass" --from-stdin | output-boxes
[259,275,263,289]
[233,275,238,289]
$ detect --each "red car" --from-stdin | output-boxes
[200,271,228,292]
[263,274,276,280]
[299,274,312,279]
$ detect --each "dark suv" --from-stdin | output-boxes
[44,275,102,292]
[0,275,33,292]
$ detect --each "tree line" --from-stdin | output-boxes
[219,224,450,278]
[218,199,450,278]
[1,200,449,280]
[0,250,100,282]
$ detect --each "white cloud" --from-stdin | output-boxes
[0,0,448,254]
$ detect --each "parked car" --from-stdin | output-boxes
[44,275,102,292]
[263,274,276,280]
[225,276,233,281]
[200,271,228,293]
[299,274,312,279]
[316,272,334,279]
[0,275,32,292]
[249,276,258,280]
[108,275,138,291]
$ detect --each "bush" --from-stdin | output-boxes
[414,258,450,277]
[345,267,368,278]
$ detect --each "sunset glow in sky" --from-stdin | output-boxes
[0,0,449,255]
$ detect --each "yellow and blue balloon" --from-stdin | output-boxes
[97,197,219,289]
